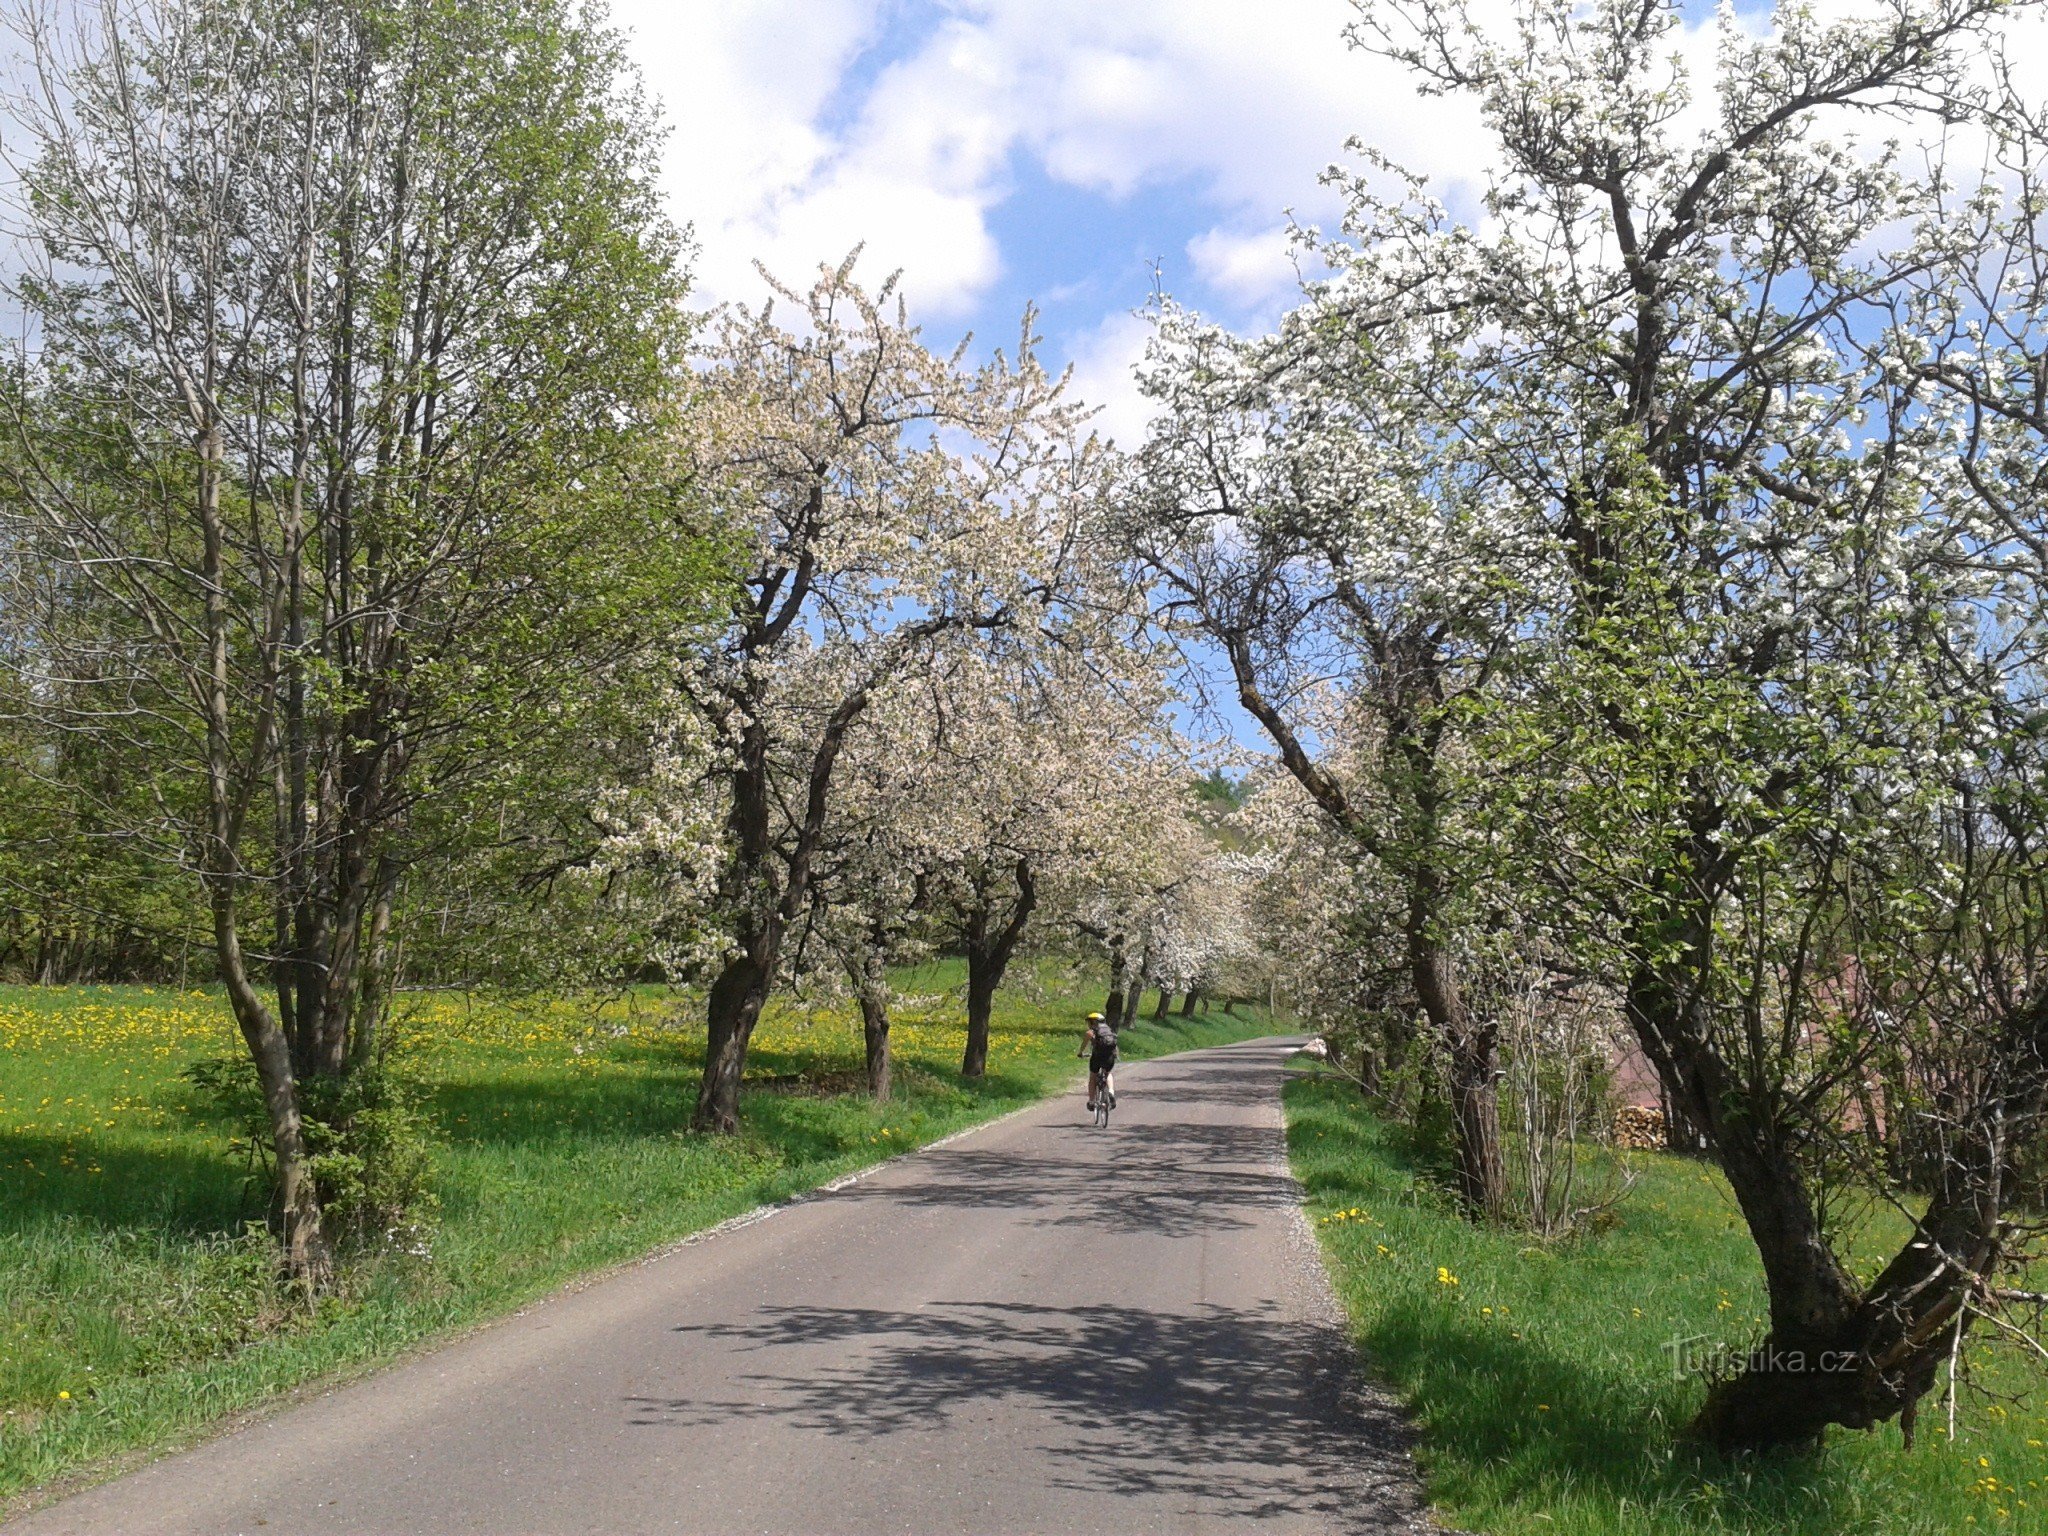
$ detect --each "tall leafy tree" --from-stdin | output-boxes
[1128,302,1527,1218]
[0,0,716,1279]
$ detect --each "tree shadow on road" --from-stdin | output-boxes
[1121,1049,1293,1111]
[629,1298,1426,1530]
[830,1129,1299,1237]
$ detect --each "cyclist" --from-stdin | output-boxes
[1078,1010,1118,1112]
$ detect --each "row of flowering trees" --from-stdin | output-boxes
[1115,0,2048,1455]
[597,260,1262,1131]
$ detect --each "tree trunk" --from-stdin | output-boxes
[1154,989,1173,1019]
[847,934,891,1100]
[1686,1171,1980,1451]
[694,938,774,1133]
[1678,1072,2030,1451]
[1118,981,1141,1033]
[216,890,329,1288]
[860,982,891,1100]
[280,813,386,1083]
[693,644,875,1125]
[693,710,789,1129]
[309,837,375,1078]
[962,949,997,1078]
[959,857,1035,1079]
[1353,1033,1384,1098]
[199,417,327,1286]
[1104,932,1129,1025]
[1413,937,1507,1220]
[1181,988,1199,1017]
[1620,945,2040,1451]
[350,868,397,1069]
[1446,1030,1507,1220]
[1660,1079,1705,1154]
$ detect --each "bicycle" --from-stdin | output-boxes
[1091,1069,1114,1128]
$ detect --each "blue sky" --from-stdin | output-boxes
[607,0,2048,445]
[605,0,1502,443]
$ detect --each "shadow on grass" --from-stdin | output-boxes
[730,1064,1049,1167]
[1364,1290,1856,1531]
[419,1011,1277,1185]
[425,1070,684,1147]
[0,1130,258,1238]
[1292,1081,1861,1534]
[2,999,1250,1251]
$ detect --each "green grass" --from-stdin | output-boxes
[1284,1073,2048,1536]
[0,964,1280,1510]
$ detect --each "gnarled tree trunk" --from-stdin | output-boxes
[959,857,1036,1078]
[1628,911,2048,1451]
[694,725,789,1133]
[693,676,867,1128]
[695,936,776,1133]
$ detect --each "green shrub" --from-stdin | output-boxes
[182,1048,438,1258]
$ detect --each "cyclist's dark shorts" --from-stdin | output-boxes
[1090,1046,1117,1075]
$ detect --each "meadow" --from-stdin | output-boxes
[0,965,1276,1509]
[1285,1073,2048,1536]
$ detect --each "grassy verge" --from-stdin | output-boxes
[0,965,1278,1508]
[1284,1072,2048,1536]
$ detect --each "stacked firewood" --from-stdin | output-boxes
[1611,1105,1667,1150]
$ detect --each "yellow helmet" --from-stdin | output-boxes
[1086,1012,1105,1022]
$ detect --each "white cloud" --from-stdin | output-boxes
[1185,226,1304,317]
[990,0,1496,215]
[610,0,2048,434]
[609,2,1013,317]
[608,0,887,302]
[1063,307,1158,449]
[607,0,1496,320]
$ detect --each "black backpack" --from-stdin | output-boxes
[1091,1020,1118,1051]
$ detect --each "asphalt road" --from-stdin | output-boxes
[12,1036,1437,1535]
